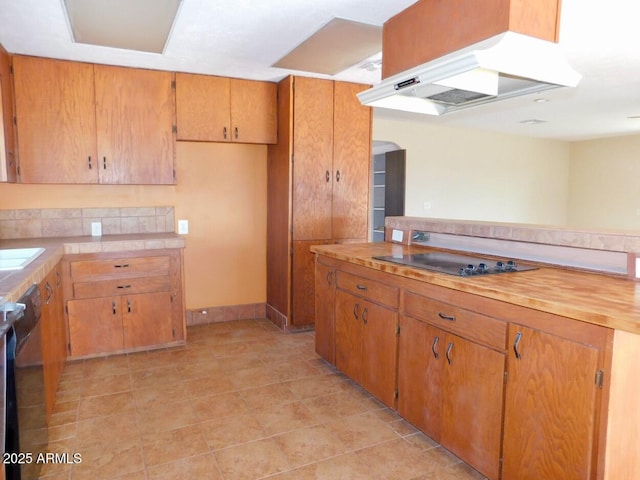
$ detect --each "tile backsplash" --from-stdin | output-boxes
[0,206,175,239]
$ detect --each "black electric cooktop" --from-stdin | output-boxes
[373,252,538,277]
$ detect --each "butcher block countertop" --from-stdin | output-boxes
[311,242,640,335]
[0,233,185,304]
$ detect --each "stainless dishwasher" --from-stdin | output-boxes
[4,284,46,480]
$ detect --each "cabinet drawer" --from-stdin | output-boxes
[70,255,170,281]
[336,271,399,308]
[404,291,506,350]
[73,276,171,299]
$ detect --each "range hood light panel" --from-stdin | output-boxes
[358,32,582,116]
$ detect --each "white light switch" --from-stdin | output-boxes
[91,222,102,237]
[392,229,404,242]
[178,219,189,235]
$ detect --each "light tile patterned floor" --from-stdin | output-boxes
[37,319,487,479]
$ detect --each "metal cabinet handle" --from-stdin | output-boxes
[336,170,341,182]
[356,284,367,291]
[127,299,132,313]
[326,270,333,286]
[445,341,454,366]
[114,263,130,268]
[513,332,523,360]
[223,126,228,139]
[88,156,92,170]
[362,307,368,324]
[56,270,62,288]
[325,170,330,183]
[353,303,359,320]
[116,285,132,289]
[103,156,107,170]
[431,336,440,359]
[45,282,53,304]
[234,127,239,139]
[438,312,456,322]
[112,301,117,315]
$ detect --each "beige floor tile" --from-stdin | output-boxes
[214,438,291,480]
[293,450,371,479]
[254,400,319,436]
[191,391,249,422]
[37,438,76,477]
[183,373,235,397]
[147,452,223,480]
[176,359,224,380]
[354,438,441,480]
[82,355,130,378]
[141,424,209,467]
[70,441,144,480]
[274,424,349,468]
[127,349,177,371]
[132,382,190,409]
[136,399,197,435]
[75,413,139,450]
[130,365,182,390]
[228,364,281,390]
[286,373,351,400]
[80,373,131,398]
[77,391,135,421]
[325,411,398,450]
[199,413,266,450]
[241,382,298,412]
[303,390,373,421]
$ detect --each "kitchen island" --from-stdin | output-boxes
[312,241,640,480]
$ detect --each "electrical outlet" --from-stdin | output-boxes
[91,222,102,237]
[178,219,189,235]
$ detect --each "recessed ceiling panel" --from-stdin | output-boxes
[273,18,382,75]
[64,0,182,53]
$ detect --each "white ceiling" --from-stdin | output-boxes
[1,0,639,141]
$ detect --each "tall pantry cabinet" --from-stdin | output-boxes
[267,76,371,330]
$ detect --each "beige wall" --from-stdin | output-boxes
[373,116,571,226]
[0,142,267,309]
[568,135,640,230]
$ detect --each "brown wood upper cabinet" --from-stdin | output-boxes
[175,73,277,144]
[0,43,18,182]
[12,56,176,184]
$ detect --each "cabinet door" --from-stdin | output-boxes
[0,44,17,182]
[361,300,398,408]
[94,65,176,184]
[291,76,334,241]
[441,333,505,480]
[67,297,124,356]
[13,56,98,183]
[502,325,601,480]
[332,81,371,240]
[315,261,336,364]
[397,315,443,440]
[230,79,277,144]
[335,289,363,384]
[123,292,174,349]
[175,73,230,142]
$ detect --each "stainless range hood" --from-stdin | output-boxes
[358,31,581,115]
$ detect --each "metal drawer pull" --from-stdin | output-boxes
[223,126,228,139]
[356,284,367,291]
[88,156,92,169]
[513,332,523,360]
[112,301,117,315]
[362,307,368,324]
[446,341,454,366]
[234,127,239,139]
[325,170,330,182]
[336,170,341,182]
[45,282,53,304]
[326,270,333,286]
[116,285,132,289]
[353,303,359,320]
[103,156,107,169]
[114,264,130,268]
[431,336,440,359]
[438,312,456,322]
[127,300,132,313]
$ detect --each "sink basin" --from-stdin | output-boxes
[0,247,45,271]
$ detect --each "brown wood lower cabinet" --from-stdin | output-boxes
[40,262,67,420]
[315,253,612,480]
[502,324,606,480]
[398,314,505,480]
[63,249,185,358]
